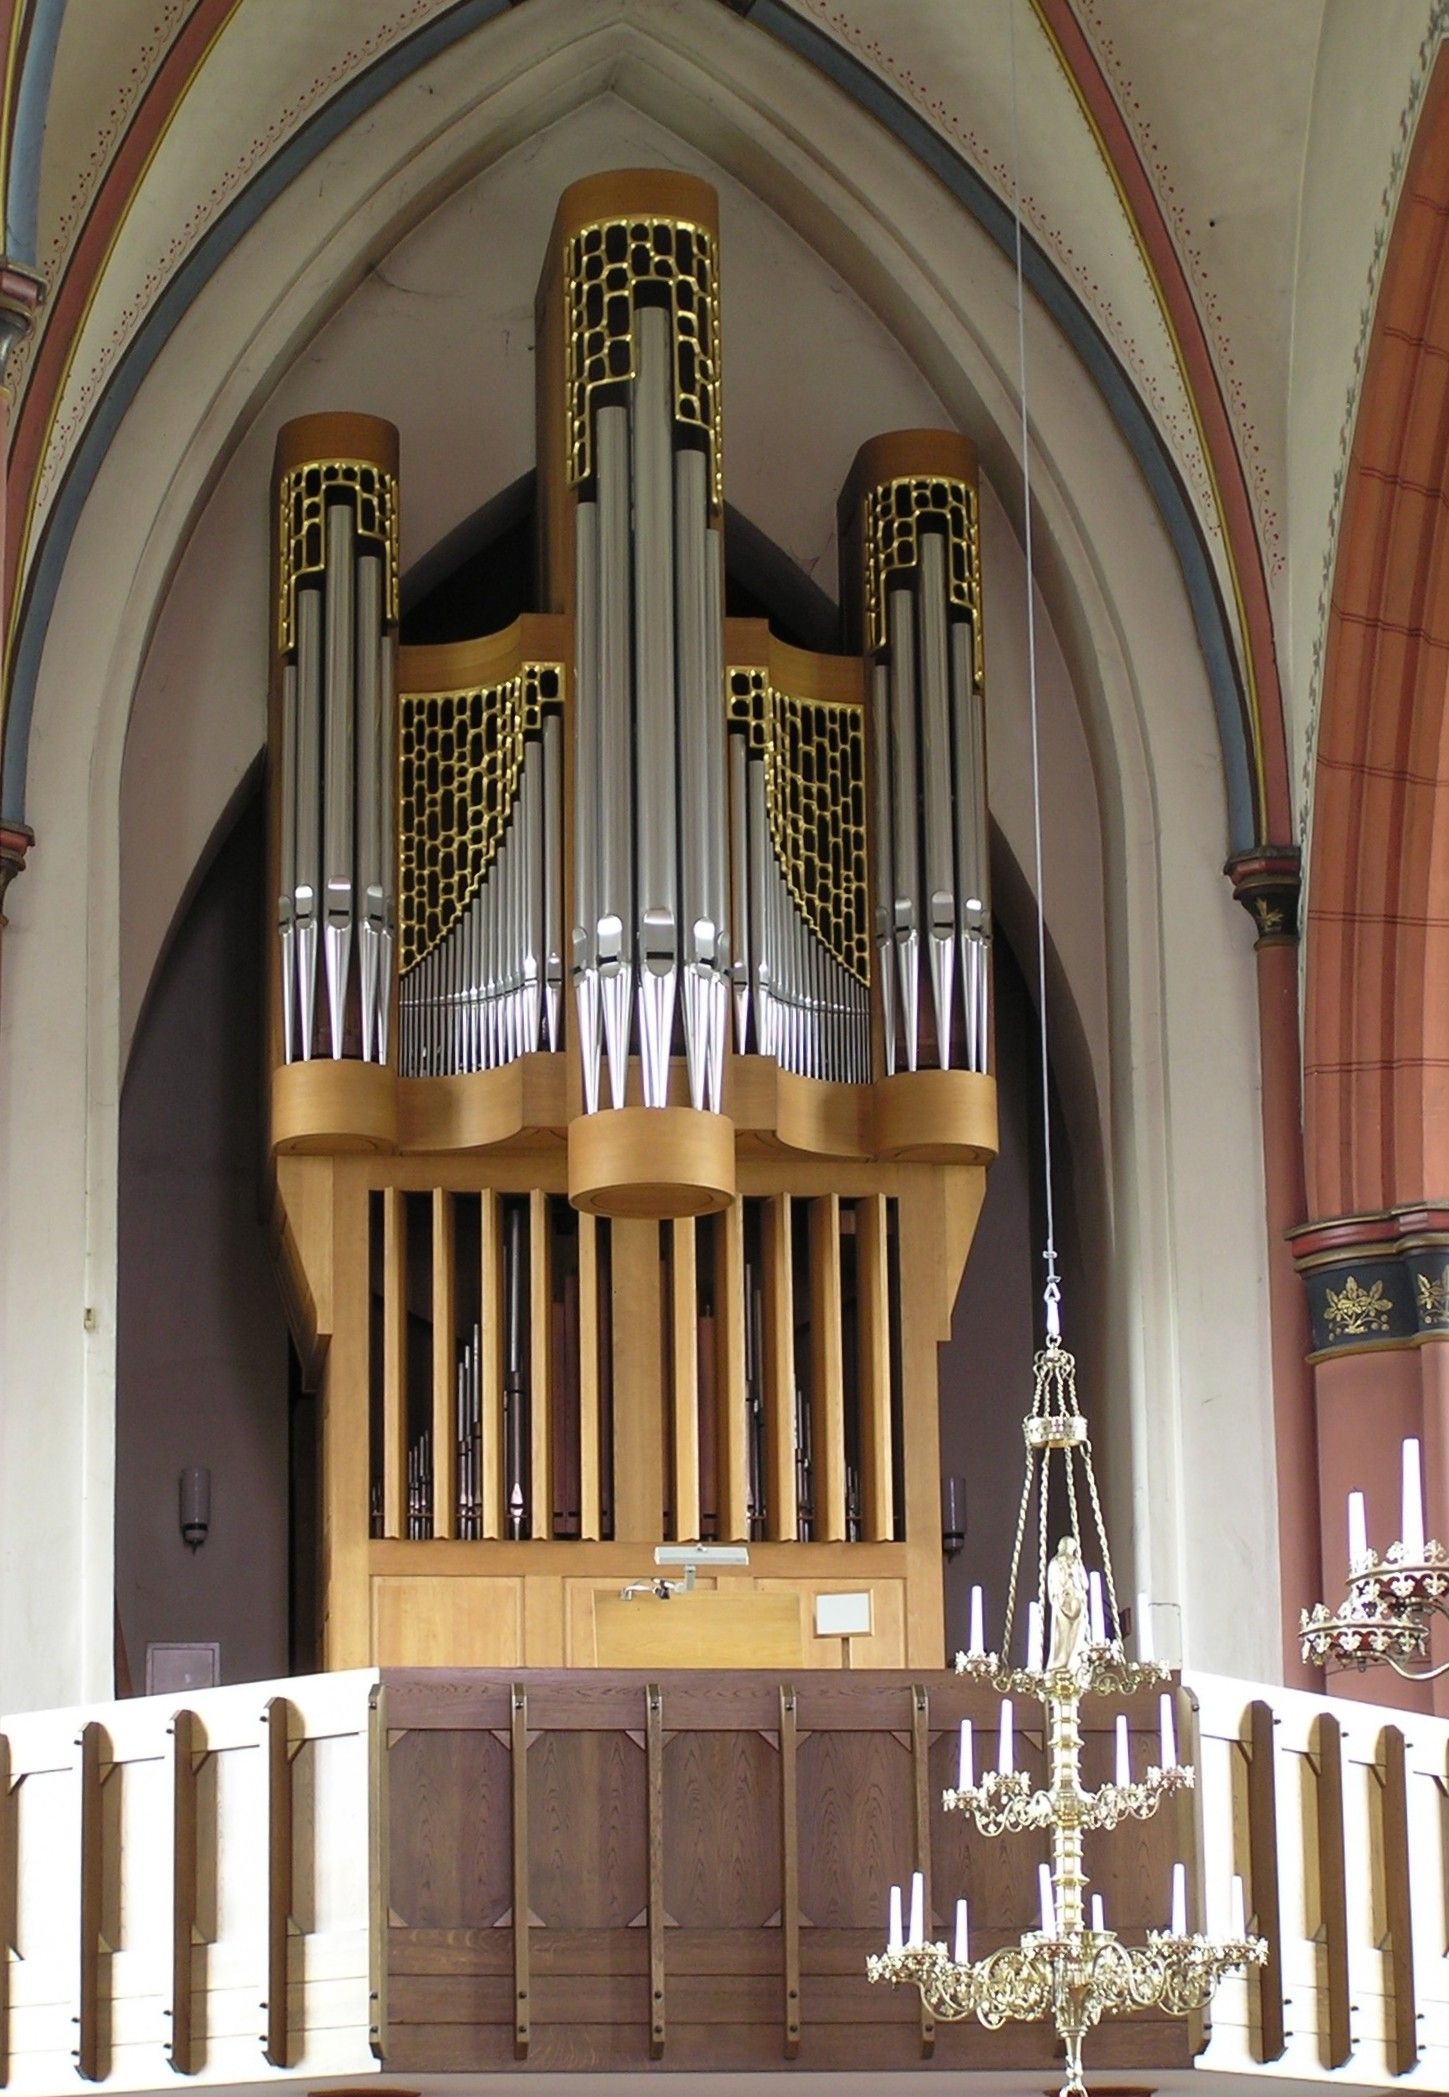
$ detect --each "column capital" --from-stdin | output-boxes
[0,821,33,927]
[0,260,43,383]
[1291,1204,1449,1358]
[1225,846,1300,946]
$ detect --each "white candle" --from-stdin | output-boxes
[1402,1439,1426,1558]
[953,1896,970,1964]
[1114,1713,1131,1788]
[968,1584,985,1655]
[1090,1893,1105,1935]
[958,1717,974,1791]
[998,1698,1014,1775]
[1039,1861,1055,1935]
[1348,1488,1368,1566]
[1170,1861,1187,1938]
[1159,1691,1176,1769]
[888,1883,903,1953]
[1229,1873,1247,1940]
[1026,1599,1044,1672]
[1136,1591,1154,1662]
[1088,1569,1107,1644]
[908,1869,925,1947]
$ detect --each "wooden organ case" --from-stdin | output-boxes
[268,172,998,1672]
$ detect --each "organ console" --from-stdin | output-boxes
[267,170,999,1671]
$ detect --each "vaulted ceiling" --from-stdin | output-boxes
[0,0,1440,860]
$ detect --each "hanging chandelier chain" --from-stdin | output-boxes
[1006,0,1059,1332]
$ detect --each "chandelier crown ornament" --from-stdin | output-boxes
[1302,1439,1449,1677]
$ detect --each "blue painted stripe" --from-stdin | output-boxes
[747,0,1255,850]
[6,0,66,261]
[2,0,511,821]
[3,0,1256,849]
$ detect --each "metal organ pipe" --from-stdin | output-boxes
[885,584,921,1072]
[278,461,396,1072]
[322,501,357,1059]
[916,531,957,1067]
[572,498,602,1110]
[632,307,680,1111]
[595,402,634,1111]
[290,586,323,1063]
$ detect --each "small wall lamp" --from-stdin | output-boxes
[179,1467,211,1551]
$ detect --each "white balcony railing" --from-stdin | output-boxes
[1,1665,1445,2093]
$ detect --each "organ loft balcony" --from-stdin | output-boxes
[0,1664,1441,2093]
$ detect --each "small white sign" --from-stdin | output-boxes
[814,1590,872,1639]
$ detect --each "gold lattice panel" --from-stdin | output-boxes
[277,459,400,652]
[728,669,869,984]
[565,216,722,509]
[397,664,563,974]
[862,475,981,675]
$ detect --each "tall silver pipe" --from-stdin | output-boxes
[886,583,921,1072]
[542,711,564,1051]
[675,444,723,1114]
[951,619,990,1071]
[596,403,633,1110]
[484,837,499,1072]
[573,500,602,1107]
[701,523,729,1111]
[293,586,323,1063]
[377,627,397,1065]
[322,500,357,1058]
[728,730,751,1054]
[747,756,773,1057]
[278,661,299,1065]
[522,748,544,1054]
[917,532,956,1069]
[355,554,385,1065]
[871,663,894,1077]
[631,308,679,1110]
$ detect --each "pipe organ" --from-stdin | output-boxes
[268,171,1000,1672]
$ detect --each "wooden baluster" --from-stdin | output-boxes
[480,1190,504,1539]
[75,1720,104,2083]
[1379,1722,1418,2076]
[511,1684,530,2059]
[262,1697,294,2068]
[809,1196,847,1542]
[762,1195,796,1542]
[432,1189,457,1537]
[1312,1711,1351,2069]
[382,1186,408,1538]
[578,1213,602,1540]
[1246,1698,1285,2062]
[855,1192,894,1540]
[529,1191,552,1541]
[168,1709,202,2076]
[779,1685,801,2058]
[670,1221,701,1540]
[715,1199,749,1540]
[613,1221,665,1539]
[646,1684,666,2059]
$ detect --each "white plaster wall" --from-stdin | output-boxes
[0,0,1275,1710]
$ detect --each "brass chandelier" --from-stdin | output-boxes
[866,1326,1266,2097]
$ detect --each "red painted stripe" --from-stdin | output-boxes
[6,0,235,617]
[1035,0,1290,841]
